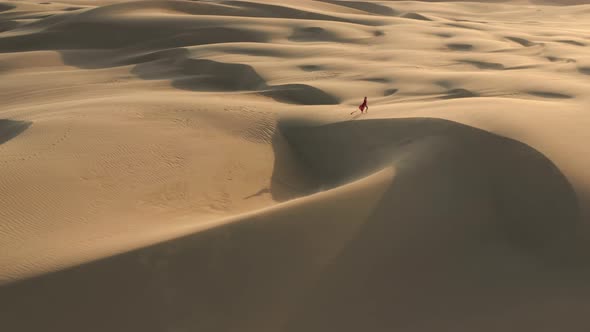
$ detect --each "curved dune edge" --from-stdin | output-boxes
[2,0,590,331]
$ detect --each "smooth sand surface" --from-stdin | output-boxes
[2,0,590,331]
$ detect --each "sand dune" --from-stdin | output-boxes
[2,0,590,331]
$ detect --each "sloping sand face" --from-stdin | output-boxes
[2,0,590,331]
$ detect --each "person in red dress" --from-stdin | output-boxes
[359,96,368,113]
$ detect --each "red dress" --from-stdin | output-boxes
[359,98,367,111]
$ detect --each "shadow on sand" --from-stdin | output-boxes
[0,6,342,106]
[0,119,32,145]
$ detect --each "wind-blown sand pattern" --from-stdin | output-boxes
[2,0,590,331]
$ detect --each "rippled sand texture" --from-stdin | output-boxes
[2,1,590,331]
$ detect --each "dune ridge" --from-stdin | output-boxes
[2,0,590,331]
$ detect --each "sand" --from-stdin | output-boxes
[2,0,590,331]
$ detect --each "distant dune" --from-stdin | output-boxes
[2,0,590,331]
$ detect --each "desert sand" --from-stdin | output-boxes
[2,0,590,331]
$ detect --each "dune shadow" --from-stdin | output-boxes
[505,64,540,70]
[527,91,572,99]
[432,32,453,38]
[1,117,587,332]
[70,48,341,105]
[279,117,587,332]
[0,119,32,145]
[445,22,486,31]
[401,12,432,21]
[299,64,323,72]
[261,84,340,105]
[453,19,487,24]
[63,7,83,11]
[459,59,504,70]
[316,0,398,16]
[447,43,473,51]
[556,39,586,47]
[506,36,537,47]
[267,121,320,202]
[546,56,576,63]
[63,39,338,105]
[361,77,390,83]
[0,2,354,106]
[288,26,348,43]
[384,88,398,96]
[276,118,580,224]
[440,88,479,99]
[0,3,15,12]
[0,19,17,33]
[131,55,267,92]
[216,0,368,25]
